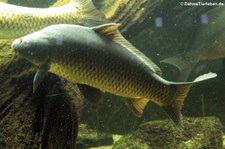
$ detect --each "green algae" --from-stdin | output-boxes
[113,117,224,149]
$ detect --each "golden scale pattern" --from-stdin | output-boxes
[0,3,84,39]
[49,45,176,107]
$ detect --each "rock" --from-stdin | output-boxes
[0,20,84,149]
[113,117,224,149]
[76,124,113,148]
[0,59,84,149]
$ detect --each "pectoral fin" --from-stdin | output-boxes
[125,98,150,117]
[33,64,49,93]
[77,84,102,103]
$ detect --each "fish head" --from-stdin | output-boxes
[11,32,51,67]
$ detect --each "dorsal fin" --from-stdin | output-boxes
[92,23,120,38]
[92,23,162,76]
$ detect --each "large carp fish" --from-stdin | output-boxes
[11,23,217,128]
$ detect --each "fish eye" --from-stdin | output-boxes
[19,38,23,43]
[18,38,31,47]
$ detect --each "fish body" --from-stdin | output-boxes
[0,0,107,39]
[51,0,162,32]
[161,6,225,81]
[0,0,7,3]
[51,0,70,7]
[11,23,217,128]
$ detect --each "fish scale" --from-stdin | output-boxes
[0,0,107,39]
[51,44,172,100]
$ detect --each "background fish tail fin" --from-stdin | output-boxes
[51,0,109,26]
[79,0,109,26]
[164,72,217,128]
[160,54,195,81]
[125,98,150,117]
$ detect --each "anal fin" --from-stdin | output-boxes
[125,98,150,117]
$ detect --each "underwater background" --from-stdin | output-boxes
[0,0,225,148]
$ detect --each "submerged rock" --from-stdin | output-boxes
[113,117,224,149]
[0,31,84,149]
[76,124,113,148]
[0,59,83,149]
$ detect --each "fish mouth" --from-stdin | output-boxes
[11,38,23,53]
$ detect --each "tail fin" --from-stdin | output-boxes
[163,72,217,129]
[160,53,198,81]
[75,0,109,27]
[50,0,109,26]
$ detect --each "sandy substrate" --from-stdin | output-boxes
[90,134,225,149]
[89,135,122,149]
